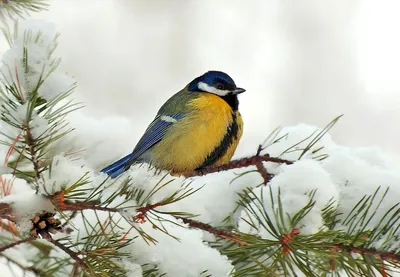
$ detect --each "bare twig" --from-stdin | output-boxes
[255,161,272,185]
[133,202,162,223]
[334,243,400,263]
[184,154,292,177]
[177,217,248,246]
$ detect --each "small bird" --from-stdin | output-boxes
[101,70,245,178]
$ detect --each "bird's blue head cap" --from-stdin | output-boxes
[188,71,245,96]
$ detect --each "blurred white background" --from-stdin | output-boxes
[1,0,399,158]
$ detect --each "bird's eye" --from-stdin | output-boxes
[216,83,224,90]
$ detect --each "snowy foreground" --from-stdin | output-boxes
[2,118,400,276]
[0,20,400,277]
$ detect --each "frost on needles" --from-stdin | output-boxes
[0,21,400,277]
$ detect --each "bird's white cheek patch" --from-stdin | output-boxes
[198,82,229,96]
[160,115,178,123]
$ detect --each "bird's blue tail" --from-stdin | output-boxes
[100,153,133,178]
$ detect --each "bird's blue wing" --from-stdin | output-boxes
[130,113,184,160]
[100,153,133,177]
[101,113,184,178]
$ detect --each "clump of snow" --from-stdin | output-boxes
[238,159,339,238]
[5,104,49,139]
[121,215,234,277]
[38,72,76,101]
[322,145,400,231]
[10,103,29,123]
[30,115,49,138]
[121,260,143,277]
[1,20,75,102]
[156,167,263,226]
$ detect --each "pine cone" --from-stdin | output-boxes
[30,211,62,239]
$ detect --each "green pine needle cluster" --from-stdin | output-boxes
[216,185,400,276]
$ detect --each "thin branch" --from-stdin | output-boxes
[50,193,119,213]
[184,154,293,177]
[59,202,120,213]
[334,243,400,263]
[46,237,87,269]
[0,236,36,253]
[177,217,248,246]
[137,203,161,215]
[255,161,272,185]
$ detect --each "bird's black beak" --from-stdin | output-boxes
[232,87,246,95]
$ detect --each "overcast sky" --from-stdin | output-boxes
[1,0,399,160]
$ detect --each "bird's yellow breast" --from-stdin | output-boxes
[151,93,243,173]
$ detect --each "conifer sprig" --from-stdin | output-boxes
[0,0,48,21]
[0,23,80,187]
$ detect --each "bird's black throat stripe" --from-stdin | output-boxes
[197,112,239,169]
[220,94,239,111]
